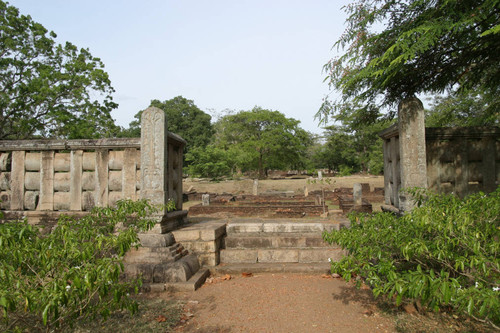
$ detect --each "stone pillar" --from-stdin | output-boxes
[141,107,168,221]
[202,194,210,206]
[353,183,362,206]
[398,97,427,211]
[253,179,259,196]
[317,171,322,180]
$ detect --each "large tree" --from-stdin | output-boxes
[123,96,214,151]
[215,107,312,178]
[318,0,500,124]
[0,1,118,139]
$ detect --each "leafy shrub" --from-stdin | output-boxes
[338,165,353,177]
[323,188,500,326]
[0,199,160,331]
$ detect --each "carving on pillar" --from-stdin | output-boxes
[141,107,167,209]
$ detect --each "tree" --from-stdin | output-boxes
[318,0,500,125]
[0,1,119,139]
[123,96,214,151]
[426,91,500,127]
[185,146,233,180]
[214,107,312,178]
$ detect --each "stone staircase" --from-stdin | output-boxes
[217,219,347,274]
[123,232,210,291]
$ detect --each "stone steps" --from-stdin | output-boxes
[224,232,333,248]
[213,262,332,275]
[219,219,345,268]
[123,231,210,290]
[220,247,344,264]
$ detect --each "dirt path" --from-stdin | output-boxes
[169,273,395,333]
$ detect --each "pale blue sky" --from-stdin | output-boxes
[9,0,349,134]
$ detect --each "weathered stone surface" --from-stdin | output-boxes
[353,183,362,206]
[253,179,258,195]
[54,153,70,172]
[220,249,258,264]
[398,97,427,211]
[298,248,344,263]
[181,254,200,275]
[201,194,210,206]
[39,151,54,211]
[153,261,192,283]
[262,222,324,233]
[138,233,175,247]
[0,152,9,171]
[197,252,220,266]
[70,150,83,211]
[258,249,299,263]
[24,152,40,171]
[141,107,167,211]
[227,223,263,234]
[0,172,10,190]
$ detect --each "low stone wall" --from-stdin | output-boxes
[0,107,186,232]
[379,98,500,211]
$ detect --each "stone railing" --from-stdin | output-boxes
[0,107,186,228]
[379,98,500,212]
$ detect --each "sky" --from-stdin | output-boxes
[9,0,350,135]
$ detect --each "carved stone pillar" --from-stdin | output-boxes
[141,107,169,226]
[398,97,427,212]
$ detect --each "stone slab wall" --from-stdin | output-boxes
[0,107,186,213]
[380,123,499,210]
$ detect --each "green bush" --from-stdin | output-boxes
[323,188,500,326]
[0,199,160,331]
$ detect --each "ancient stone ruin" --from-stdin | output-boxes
[379,97,500,212]
[0,106,209,291]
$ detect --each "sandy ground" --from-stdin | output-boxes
[170,273,395,333]
[183,175,384,195]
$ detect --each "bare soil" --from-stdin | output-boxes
[172,273,394,333]
[167,273,494,333]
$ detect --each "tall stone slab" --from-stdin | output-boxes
[398,97,427,212]
[141,107,169,220]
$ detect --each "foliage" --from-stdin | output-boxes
[323,188,500,326]
[0,199,162,331]
[185,145,233,180]
[122,96,214,150]
[318,0,500,125]
[214,107,312,178]
[0,1,119,139]
[426,91,500,127]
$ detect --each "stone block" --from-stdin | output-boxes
[225,236,273,249]
[153,261,192,283]
[200,223,226,241]
[298,248,345,263]
[226,223,263,234]
[123,263,154,283]
[258,249,299,263]
[181,253,200,275]
[172,229,200,241]
[197,252,220,266]
[220,249,258,264]
[181,239,220,253]
[138,233,175,247]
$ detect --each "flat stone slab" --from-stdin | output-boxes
[172,220,226,241]
[212,263,332,275]
[141,268,211,292]
[220,248,345,264]
[226,219,347,234]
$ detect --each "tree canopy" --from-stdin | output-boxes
[123,96,213,151]
[214,107,312,178]
[318,0,500,124]
[0,1,118,139]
